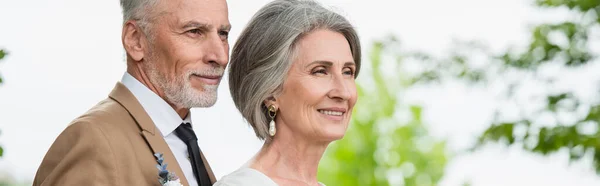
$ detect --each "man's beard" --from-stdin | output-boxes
[143,54,224,109]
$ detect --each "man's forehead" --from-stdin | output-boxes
[154,0,229,26]
[157,0,228,12]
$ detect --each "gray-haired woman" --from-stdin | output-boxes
[214,0,361,185]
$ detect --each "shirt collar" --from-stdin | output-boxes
[121,72,190,137]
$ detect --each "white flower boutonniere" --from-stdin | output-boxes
[163,180,184,186]
[155,153,184,186]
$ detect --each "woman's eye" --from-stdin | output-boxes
[343,68,355,76]
[311,67,328,75]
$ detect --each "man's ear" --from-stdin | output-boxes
[122,20,147,62]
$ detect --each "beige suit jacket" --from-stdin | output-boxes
[33,83,216,186]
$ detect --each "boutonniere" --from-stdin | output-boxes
[155,153,184,186]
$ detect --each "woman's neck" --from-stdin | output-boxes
[251,126,329,186]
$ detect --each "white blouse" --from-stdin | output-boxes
[214,168,326,186]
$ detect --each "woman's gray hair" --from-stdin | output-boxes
[229,0,361,140]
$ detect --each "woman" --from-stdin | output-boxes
[215,0,361,185]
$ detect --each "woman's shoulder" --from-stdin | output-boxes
[214,168,278,186]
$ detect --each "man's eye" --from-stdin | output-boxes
[186,29,202,35]
[219,31,229,40]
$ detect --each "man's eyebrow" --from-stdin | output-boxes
[182,21,211,29]
[219,24,232,31]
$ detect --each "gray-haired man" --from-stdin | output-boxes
[33,0,230,185]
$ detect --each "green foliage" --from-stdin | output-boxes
[0,49,5,159]
[476,0,600,172]
[318,39,449,185]
[0,49,5,85]
[407,0,600,173]
[536,0,600,12]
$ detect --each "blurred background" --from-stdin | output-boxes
[1,0,600,185]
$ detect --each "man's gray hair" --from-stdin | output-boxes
[120,0,160,33]
[228,0,362,140]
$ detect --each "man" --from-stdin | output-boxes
[33,0,230,185]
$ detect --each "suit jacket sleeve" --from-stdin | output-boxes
[33,121,119,186]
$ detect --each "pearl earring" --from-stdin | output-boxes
[268,105,277,137]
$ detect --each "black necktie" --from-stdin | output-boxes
[174,123,211,186]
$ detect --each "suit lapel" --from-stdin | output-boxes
[108,83,191,186]
[200,150,216,183]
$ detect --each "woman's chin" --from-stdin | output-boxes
[316,126,348,142]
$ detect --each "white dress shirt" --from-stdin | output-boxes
[121,73,198,186]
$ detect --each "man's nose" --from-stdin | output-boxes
[204,33,229,67]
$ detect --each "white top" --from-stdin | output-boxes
[214,168,325,186]
[121,73,198,186]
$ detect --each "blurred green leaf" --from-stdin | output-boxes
[547,93,570,111]
[536,0,600,12]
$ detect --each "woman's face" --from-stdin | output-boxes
[274,29,358,142]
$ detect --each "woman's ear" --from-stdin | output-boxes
[263,96,277,108]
